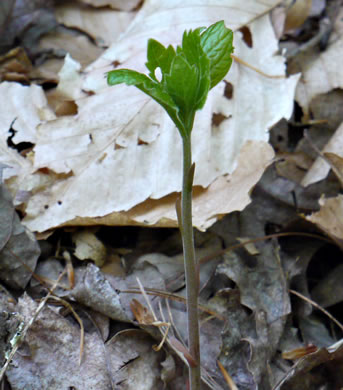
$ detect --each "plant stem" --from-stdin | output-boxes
[181,134,201,389]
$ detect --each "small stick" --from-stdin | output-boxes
[289,289,343,332]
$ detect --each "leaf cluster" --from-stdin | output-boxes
[107,21,234,138]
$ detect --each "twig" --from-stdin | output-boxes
[217,360,238,390]
[289,289,343,332]
[136,277,170,351]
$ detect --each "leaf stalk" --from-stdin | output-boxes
[181,134,201,389]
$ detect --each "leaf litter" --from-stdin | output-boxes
[1,0,343,389]
[0,0,298,232]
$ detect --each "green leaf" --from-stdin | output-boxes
[179,28,210,110]
[107,21,234,138]
[162,28,212,132]
[200,20,234,89]
[145,39,176,81]
[107,69,187,136]
[165,54,200,132]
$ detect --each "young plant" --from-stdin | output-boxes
[107,20,234,389]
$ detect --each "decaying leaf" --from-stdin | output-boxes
[292,6,343,117]
[282,344,318,360]
[216,242,291,386]
[310,263,343,308]
[305,194,343,247]
[0,81,55,198]
[55,3,135,46]
[106,329,165,389]
[275,338,343,389]
[302,122,343,187]
[66,263,130,323]
[0,47,32,83]
[72,229,107,267]
[6,294,111,390]
[0,1,300,233]
[130,298,155,325]
[77,0,141,11]
[0,174,39,289]
[33,28,104,84]
[0,0,57,55]
[284,0,312,32]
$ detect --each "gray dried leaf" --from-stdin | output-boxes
[0,0,57,55]
[215,240,291,387]
[106,329,164,390]
[67,263,130,323]
[6,294,111,390]
[0,183,39,289]
[276,339,343,389]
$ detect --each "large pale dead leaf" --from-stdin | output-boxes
[0,82,55,195]
[296,37,343,116]
[1,0,299,232]
[55,3,135,46]
[37,28,104,70]
[293,6,343,116]
[77,0,141,11]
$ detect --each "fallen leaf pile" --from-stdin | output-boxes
[1,0,298,233]
[1,0,343,389]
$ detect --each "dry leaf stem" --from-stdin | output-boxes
[181,134,201,389]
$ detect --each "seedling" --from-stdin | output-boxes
[107,20,234,389]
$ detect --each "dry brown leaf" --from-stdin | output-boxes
[305,195,343,247]
[130,298,155,325]
[0,47,32,83]
[284,0,312,32]
[282,344,318,360]
[275,339,343,389]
